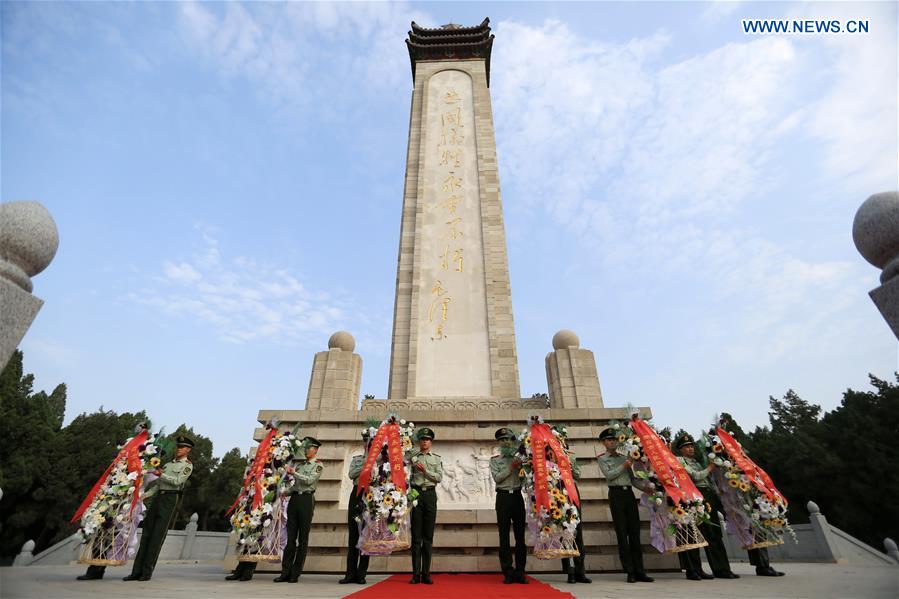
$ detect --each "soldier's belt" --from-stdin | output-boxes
[608,485,632,491]
[288,490,316,495]
[412,485,436,491]
[496,488,522,494]
[158,489,183,495]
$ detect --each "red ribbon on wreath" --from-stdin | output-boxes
[71,428,150,524]
[357,420,407,496]
[226,425,279,516]
[631,416,703,506]
[530,423,580,512]
[716,427,787,505]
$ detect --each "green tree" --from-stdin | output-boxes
[199,447,248,531]
[748,390,829,525]
[811,375,899,549]
[0,350,67,558]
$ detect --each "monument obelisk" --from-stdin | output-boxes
[389,19,520,402]
[246,18,674,575]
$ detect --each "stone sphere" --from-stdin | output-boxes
[0,201,59,288]
[853,191,899,282]
[328,331,356,352]
[552,329,580,350]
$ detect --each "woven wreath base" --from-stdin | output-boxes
[77,557,125,566]
[665,520,709,554]
[534,547,580,559]
[743,524,785,550]
[239,554,281,563]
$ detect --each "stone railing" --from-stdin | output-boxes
[14,502,898,569]
[14,514,231,567]
[722,501,897,566]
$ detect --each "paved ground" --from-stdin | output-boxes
[1,562,896,599]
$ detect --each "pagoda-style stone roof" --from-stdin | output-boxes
[406,18,494,86]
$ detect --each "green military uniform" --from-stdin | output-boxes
[490,428,527,584]
[340,434,371,585]
[561,454,590,583]
[124,435,194,581]
[276,437,323,583]
[409,428,442,584]
[675,434,738,580]
[597,428,651,583]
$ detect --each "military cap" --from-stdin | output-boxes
[302,436,322,448]
[175,435,195,448]
[495,427,516,440]
[598,427,617,441]
[674,433,695,449]
[416,427,435,441]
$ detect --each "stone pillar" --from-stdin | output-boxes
[305,331,363,410]
[12,540,35,566]
[884,538,899,564]
[545,330,604,409]
[181,513,199,559]
[852,191,899,339]
[0,201,59,371]
[807,500,842,563]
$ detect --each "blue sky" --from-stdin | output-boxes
[3,1,897,457]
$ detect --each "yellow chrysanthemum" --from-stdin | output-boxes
[552,509,563,519]
[712,444,723,453]
[630,450,641,459]
[149,457,161,467]
[524,437,532,446]
[728,479,739,488]
[673,507,686,518]
[384,494,395,505]
[541,526,552,534]
[738,482,750,492]
[617,434,627,442]
[365,492,374,502]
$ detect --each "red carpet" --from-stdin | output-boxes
[342,574,575,599]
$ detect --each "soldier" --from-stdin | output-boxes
[490,427,527,585]
[274,437,323,583]
[597,427,654,584]
[123,435,194,581]
[339,430,371,585]
[408,427,442,585]
[560,445,591,584]
[675,433,740,580]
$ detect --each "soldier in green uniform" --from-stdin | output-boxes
[560,446,591,584]
[123,435,194,581]
[274,437,323,583]
[408,427,442,585]
[339,430,371,585]
[674,433,739,580]
[597,427,654,584]
[490,427,527,585]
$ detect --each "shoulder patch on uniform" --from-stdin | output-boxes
[315,463,324,472]
[183,465,192,475]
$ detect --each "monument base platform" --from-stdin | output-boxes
[226,404,679,573]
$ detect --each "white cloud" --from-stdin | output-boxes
[175,1,433,117]
[492,15,891,367]
[132,226,367,346]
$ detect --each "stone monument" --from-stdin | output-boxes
[0,201,59,371]
[241,19,674,574]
